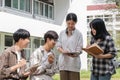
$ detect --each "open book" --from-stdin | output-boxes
[82,43,104,55]
[25,63,39,72]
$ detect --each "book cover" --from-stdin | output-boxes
[82,43,104,55]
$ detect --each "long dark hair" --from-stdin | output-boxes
[89,18,110,40]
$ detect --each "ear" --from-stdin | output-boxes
[46,38,50,42]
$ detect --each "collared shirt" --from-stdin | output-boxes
[57,29,83,72]
[0,46,27,80]
[30,46,58,80]
[90,35,117,76]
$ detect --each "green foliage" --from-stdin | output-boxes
[106,0,120,12]
[112,68,120,78]
[80,70,90,78]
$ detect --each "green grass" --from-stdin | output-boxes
[53,68,120,80]
[112,68,120,78]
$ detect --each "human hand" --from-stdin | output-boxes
[62,50,69,54]
[18,59,26,67]
[48,54,54,64]
[29,65,38,73]
[86,45,91,48]
[23,67,37,76]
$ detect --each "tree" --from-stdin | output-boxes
[106,0,120,12]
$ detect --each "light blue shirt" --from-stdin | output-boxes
[57,29,83,72]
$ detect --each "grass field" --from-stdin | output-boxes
[53,68,120,80]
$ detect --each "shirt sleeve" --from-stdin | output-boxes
[30,49,52,75]
[0,52,13,79]
[106,36,117,58]
[76,33,83,53]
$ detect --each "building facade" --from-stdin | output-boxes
[0,0,87,70]
[87,0,120,51]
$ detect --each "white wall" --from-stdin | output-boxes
[0,12,63,37]
[54,0,69,25]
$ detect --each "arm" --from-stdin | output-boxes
[10,59,26,72]
[45,53,58,77]
[56,32,69,54]
[30,49,54,75]
[75,34,83,55]
[69,33,83,57]
[88,36,117,59]
[91,53,113,59]
[0,52,26,79]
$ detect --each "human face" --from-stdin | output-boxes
[47,38,57,49]
[91,27,96,36]
[19,38,30,48]
[66,20,76,31]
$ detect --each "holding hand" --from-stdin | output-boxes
[10,59,26,72]
[18,59,26,67]
[23,66,38,76]
[48,54,54,64]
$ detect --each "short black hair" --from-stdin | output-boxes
[44,30,58,43]
[90,18,110,40]
[13,29,30,43]
[66,13,77,23]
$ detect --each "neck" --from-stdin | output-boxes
[14,43,22,52]
[43,44,51,52]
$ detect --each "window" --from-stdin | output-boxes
[20,0,24,10]
[24,49,31,61]
[13,0,18,9]
[39,0,54,5]
[0,0,2,6]
[34,1,38,14]
[49,6,53,19]
[45,4,48,17]
[5,0,11,7]
[5,35,13,48]
[87,16,93,24]
[40,39,44,45]
[116,14,120,22]
[33,38,40,50]
[25,0,31,12]
[40,2,44,16]
[34,0,54,19]
[95,15,103,19]
[104,15,112,22]
[5,0,31,13]
[24,38,31,61]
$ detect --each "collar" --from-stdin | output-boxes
[39,46,52,55]
[66,28,76,35]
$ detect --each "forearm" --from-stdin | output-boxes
[10,64,20,72]
[93,53,113,59]
[33,61,51,75]
[102,54,113,58]
[58,47,64,53]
